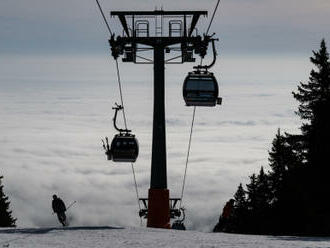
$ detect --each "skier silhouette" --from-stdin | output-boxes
[52,194,67,226]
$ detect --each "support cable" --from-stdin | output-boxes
[95,0,113,36]
[95,0,142,224]
[179,106,196,210]
[115,60,128,129]
[180,0,220,221]
[201,0,222,66]
[115,59,142,217]
[180,0,222,216]
[206,0,221,35]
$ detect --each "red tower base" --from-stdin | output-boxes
[147,188,170,228]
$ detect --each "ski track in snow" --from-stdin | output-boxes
[1,226,330,248]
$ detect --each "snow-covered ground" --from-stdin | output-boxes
[1,226,330,248]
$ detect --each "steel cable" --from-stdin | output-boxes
[115,59,142,214]
[206,0,221,35]
[96,0,142,223]
[95,0,113,36]
[179,106,196,210]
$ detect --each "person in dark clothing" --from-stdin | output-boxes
[52,194,67,226]
[214,199,235,232]
[222,199,235,220]
[220,199,235,232]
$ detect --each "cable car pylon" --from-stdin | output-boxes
[95,5,221,228]
[109,10,219,229]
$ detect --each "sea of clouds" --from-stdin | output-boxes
[0,54,310,231]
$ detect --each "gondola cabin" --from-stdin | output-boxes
[183,71,221,107]
[110,133,139,162]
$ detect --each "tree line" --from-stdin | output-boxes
[214,39,330,236]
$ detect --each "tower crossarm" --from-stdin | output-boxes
[110,10,207,38]
[110,36,203,48]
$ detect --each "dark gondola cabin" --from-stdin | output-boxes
[183,71,221,107]
[110,133,139,162]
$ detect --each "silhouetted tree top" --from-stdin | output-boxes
[0,175,16,227]
[293,39,330,170]
[293,39,330,122]
[269,129,287,173]
[234,183,246,209]
[246,173,257,210]
[256,167,270,204]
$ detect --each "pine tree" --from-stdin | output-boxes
[292,40,330,233]
[234,183,246,209]
[255,167,270,207]
[232,183,248,232]
[245,173,260,233]
[256,167,272,233]
[0,175,16,227]
[292,39,330,171]
[246,173,258,211]
[268,129,291,204]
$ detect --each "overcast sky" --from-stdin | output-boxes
[1,0,329,55]
[0,0,329,231]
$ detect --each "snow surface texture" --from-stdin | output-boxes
[1,226,330,248]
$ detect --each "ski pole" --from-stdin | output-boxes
[66,201,77,211]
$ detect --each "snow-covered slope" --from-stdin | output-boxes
[1,226,330,248]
